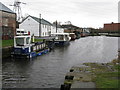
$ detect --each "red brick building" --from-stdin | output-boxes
[103,22,120,32]
[0,2,16,40]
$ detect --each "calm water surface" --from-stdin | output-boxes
[2,36,118,88]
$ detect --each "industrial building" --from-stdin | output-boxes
[0,2,16,40]
[103,22,120,33]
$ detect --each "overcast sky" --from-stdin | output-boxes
[1,0,119,28]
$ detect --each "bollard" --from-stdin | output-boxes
[60,84,71,90]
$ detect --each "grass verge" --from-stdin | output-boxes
[94,64,120,88]
[2,39,14,47]
[94,72,120,88]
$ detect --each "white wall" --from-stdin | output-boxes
[19,17,39,36]
[51,26,64,34]
[41,24,51,37]
[19,16,63,37]
[57,28,64,33]
[51,26,57,34]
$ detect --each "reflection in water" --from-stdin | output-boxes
[2,36,118,88]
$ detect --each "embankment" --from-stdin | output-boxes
[2,46,13,59]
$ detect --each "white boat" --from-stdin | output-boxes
[11,35,49,59]
[51,33,71,46]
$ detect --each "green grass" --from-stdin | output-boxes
[94,71,120,88]
[95,76,119,88]
[34,39,43,42]
[2,39,14,47]
[95,73,120,88]
[87,63,120,88]
[113,64,120,71]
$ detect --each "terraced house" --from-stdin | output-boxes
[19,15,56,37]
[0,2,16,40]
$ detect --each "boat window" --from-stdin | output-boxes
[17,31,20,33]
[26,37,30,44]
[58,35,63,40]
[64,35,68,40]
[17,31,24,33]
[16,38,24,46]
[55,36,58,40]
[55,35,63,40]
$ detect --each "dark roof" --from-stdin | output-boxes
[22,15,53,26]
[61,24,80,29]
[0,2,15,13]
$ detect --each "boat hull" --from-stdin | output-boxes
[11,42,50,59]
[11,48,49,59]
[54,41,70,46]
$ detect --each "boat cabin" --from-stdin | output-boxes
[69,33,76,40]
[50,33,71,46]
[51,33,71,41]
[14,35,32,47]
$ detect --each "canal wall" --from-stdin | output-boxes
[2,46,13,59]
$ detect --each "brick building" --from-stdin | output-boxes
[103,22,120,33]
[0,2,16,40]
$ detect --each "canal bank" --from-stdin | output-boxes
[2,36,118,88]
[61,58,120,89]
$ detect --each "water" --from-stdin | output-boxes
[2,36,118,88]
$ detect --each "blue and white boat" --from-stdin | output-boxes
[11,35,49,59]
[51,33,71,46]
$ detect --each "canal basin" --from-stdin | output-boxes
[2,36,118,88]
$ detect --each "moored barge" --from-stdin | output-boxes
[51,33,71,46]
[11,35,50,59]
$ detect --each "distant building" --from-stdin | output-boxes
[103,22,120,32]
[0,2,16,40]
[19,15,55,37]
[61,24,80,33]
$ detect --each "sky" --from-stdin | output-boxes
[1,0,119,28]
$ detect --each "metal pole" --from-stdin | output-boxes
[39,14,41,37]
[56,20,57,33]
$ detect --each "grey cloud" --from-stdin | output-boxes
[1,0,118,27]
